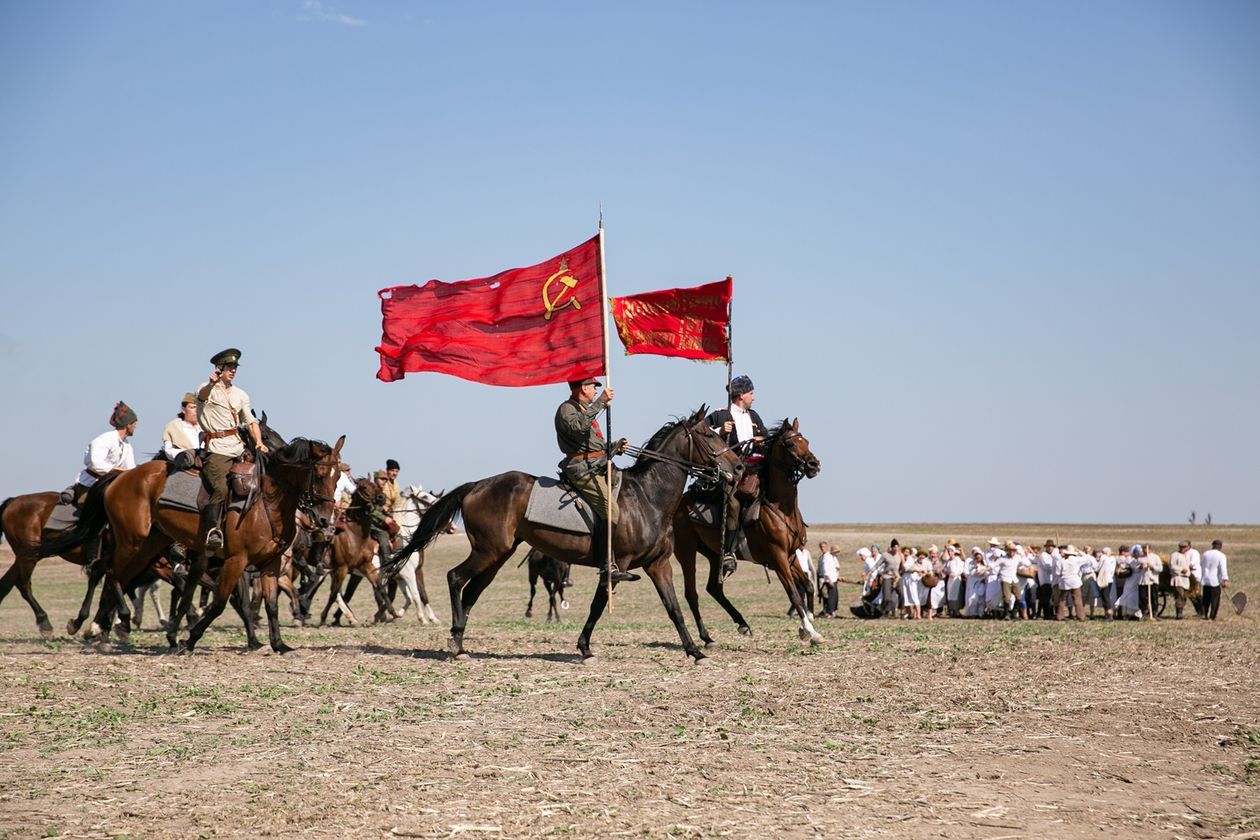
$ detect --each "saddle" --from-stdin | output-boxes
[158,454,257,514]
[523,472,624,535]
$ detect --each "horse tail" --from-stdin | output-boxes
[390,481,473,565]
[0,497,13,546]
[37,476,115,558]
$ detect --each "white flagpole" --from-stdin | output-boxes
[597,216,615,607]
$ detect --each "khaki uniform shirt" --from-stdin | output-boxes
[381,479,402,515]
[197,382,253,457]
[555,395,610,466]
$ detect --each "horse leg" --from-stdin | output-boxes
[702,546,753,638]
[416,551,438,624]
[166,551,206,650]
[398,556,422,621]
[180,553,249,655]
[148,580,167,629]
[68,558,106,636]
[675,537,714,647]
[319,567,345,627]
[10,558,55,638]
[526,569,537,619]
[129,584,147,631]
[334,574,362,626]
[260,562,296,657]
[772,560,824,646]
[576,578,613,662]
[446,548,514,661]
[643,559,708,663]
[232,571,263,652]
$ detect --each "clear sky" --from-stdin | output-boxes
[1,1,1257,524]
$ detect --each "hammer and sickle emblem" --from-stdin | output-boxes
[542,263,583,321]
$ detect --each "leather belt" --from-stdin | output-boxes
[204,428,241,441]
[568,450,607,460]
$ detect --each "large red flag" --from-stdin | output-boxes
[376,237,605,387]
[609,277,732,362]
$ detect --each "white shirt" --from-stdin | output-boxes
[335,470,357,502]
[730,403,756,444]
[1054,554,1088,589]
[1036,551,1056,585]
[994,552,1019,584]
[1200,549,1229,587]
[1135,553,1163,586]
[794,547,813,575]
[817,551,839,584]
[1094,554,1117,587]
[1186,547,1202,581]
[78,429,136,487]
[162,418,201,459]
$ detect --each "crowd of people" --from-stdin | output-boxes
[804,537,1233,622]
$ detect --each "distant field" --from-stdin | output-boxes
[1,523,1256,838]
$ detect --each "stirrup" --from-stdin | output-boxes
[721,553,738,580]
[205,527,224,553]
[600,566,640,584]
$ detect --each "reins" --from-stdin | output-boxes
[622,424,733,485]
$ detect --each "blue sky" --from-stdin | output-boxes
[1,1,1257,523]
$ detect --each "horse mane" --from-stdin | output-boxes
[767,419,792,442]
[269,437,329,467]
[623,418,684,477]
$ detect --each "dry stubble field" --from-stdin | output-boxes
[0,523,1257,839]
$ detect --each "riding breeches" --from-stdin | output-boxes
[202,452,234,506]
[561,458,618,525]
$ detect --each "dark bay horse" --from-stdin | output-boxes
[522,548,570,623]
[392,407,743,663]
[672,419,822,645]
[0,490,108,637]
[319,478,397,627]
[75,429,343,656]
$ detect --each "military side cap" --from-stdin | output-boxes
[211,348,242,366]
[567,377,601,389]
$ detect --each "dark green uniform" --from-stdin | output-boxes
[555,393,617,524]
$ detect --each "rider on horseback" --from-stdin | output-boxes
[705,374,767,577]
[195,348,270,556]
[556,376,638,584]
[71,401,139,507]
[369,470,399,571]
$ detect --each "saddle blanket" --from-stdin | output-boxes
[158,470,202,513]
[524,477,596,535]
[157,471,248,514]
[40,503,80,542]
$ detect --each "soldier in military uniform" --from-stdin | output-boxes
[369,470,398,571]
[195,348,270,555]
[704,374,768,578]
[556,376,638,583]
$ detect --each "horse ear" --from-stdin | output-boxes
[260,410,268,426]
[691,405,708,424]
[792,417,800,431]
[332,434,346,457]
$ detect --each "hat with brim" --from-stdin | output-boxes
[1064,545,1081,556]
[181,392,197,406]
[567,377,601,389]
[987,538,1001,547]
[211,348,242,367]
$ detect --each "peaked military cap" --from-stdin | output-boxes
[210,348,242,367]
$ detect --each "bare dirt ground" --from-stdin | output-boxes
[1,523,1257,839]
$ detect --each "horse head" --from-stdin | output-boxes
[268,433,344,530]
[679,405,744,486]
[769,418,820,481]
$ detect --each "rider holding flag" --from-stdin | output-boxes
[705,374,767,577]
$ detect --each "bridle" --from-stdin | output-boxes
[770,430,816,485]
[623,421,739,486]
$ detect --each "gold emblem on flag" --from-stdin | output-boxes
[542,259,582,321]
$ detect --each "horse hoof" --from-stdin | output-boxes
[580,654,597,666]
[452,652,470,662]
[83,622,103,641]
[177,642,194,657]
[694,656,713,666]
[39,625,55,640]
[810,635,825,647]
[798,628,811,642]
[738,625,752,637]
[281,650,300,660]
[704,641,719,650]
[66,620,81,636]
[239,645,265,656]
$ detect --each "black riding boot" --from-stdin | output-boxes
[200,503,224,555]
[593,518,638,583]
[721,527,740,578]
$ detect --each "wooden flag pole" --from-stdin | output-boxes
[597,218,615,609]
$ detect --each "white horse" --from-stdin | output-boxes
[381,485,442,624]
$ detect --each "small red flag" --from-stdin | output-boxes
[610,277,732,362]
[376,237,605,387]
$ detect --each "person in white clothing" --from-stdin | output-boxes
[816,542,839,618]
[1200,540,1229,620]
[994,542,1020,620]
[335,462,357,510]
[944,545,966,617]
[789,544,814,618]
[1035,540,1058,620]
[1134,545,1163,621]
[1168,541,1195,620]
[71,401,139,506]
[161,392,202,460]
[1093,547,1118,621]
[878,540,902,617]
[964,548,989,618]
[1054,545,1087,621]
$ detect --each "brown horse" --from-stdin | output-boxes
[672,419,822,645]
[392,407,744,663]
[319,479,397,627]
[71,428,344,656]
[0,491,104,637]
